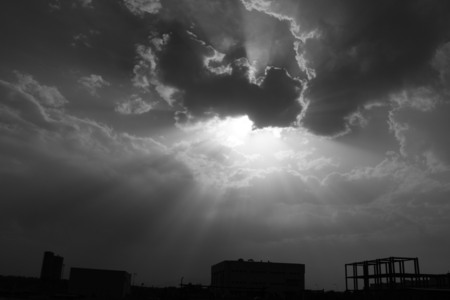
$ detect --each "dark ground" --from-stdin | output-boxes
[1,276,450,300]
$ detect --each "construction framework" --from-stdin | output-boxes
[345,257,450,291]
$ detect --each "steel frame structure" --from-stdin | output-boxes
[345,257,422,291]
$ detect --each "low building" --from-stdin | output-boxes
[69,267,131,299]
[211,259,305,298]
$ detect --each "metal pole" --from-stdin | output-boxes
[345,264,348,291]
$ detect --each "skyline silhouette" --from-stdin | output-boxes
[1,251,449,299]
[3,251,450,292]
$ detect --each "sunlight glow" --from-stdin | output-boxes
[172,114,356,196]
[209,115,254,147]
[177,113,348,167]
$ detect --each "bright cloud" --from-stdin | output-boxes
[78,74,110,96]
[123,0,161,16]
[115,96,154,115]
[14,72,68,108]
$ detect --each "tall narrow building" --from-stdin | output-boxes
[40,251,64,281]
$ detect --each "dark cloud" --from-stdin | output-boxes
[295,0,450,135]
[157,25,303,127]
[150,0,450,133]
[3,0,449,135]
[0,1,180,137]
[0,0,151,87]
[160,0,302,77]
[391,96,450,165]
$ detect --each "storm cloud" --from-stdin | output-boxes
[152,1,305,128]
[294,0,450,135]
[157,26,302,127]
[130,0,450,135]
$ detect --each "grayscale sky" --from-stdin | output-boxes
[1,0,450,290]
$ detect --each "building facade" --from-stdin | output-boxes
[211,259,305,298]
[69,267,131,299]
[40,251,64,281]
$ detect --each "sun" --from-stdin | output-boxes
[212,115,254,147]
[177,114,294,162]
[198,115,290,154]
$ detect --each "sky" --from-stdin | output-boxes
[1,0,450,291]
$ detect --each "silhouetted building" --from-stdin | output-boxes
[345,256,450,291]
[69,267,131,299]
[40,251,64,281]
[211,259,305,299]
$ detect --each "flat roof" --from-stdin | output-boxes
[212,259,305,267]
[70,267,130,274]
[345,257,419,266]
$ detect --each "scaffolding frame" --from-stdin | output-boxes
[345,257,423,291]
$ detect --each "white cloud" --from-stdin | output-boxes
[77,0,94,9]
[151,33,169,51]
[1,74,164,156]
[123,0,161,16]
[203,48,232,75]
[14,72,68,108]
[132,44,158,89]
[0,80,56,131]
[388,112,409,157]
[240,0,300,37]
[48,0,61,11]
[391,87,439,112]
[274,149,338,172]
[132,41,179,106]
[346,110,368,128]
[78,74,110,97]
[387,86,450,172]
[71,33,91,47]
[154,84,177,106]
[423,151,450,174]
[0,75,169,172]
[115,96,153,115]
[324,153,450,206]
[432,41,450,89]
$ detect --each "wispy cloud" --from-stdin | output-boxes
[14,72,68,108]
[77,0,94,9]
[123,0,161,16]
[115,96,154,115]
[78,74,110,97]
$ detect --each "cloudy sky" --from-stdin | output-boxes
[1,0,450,290]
